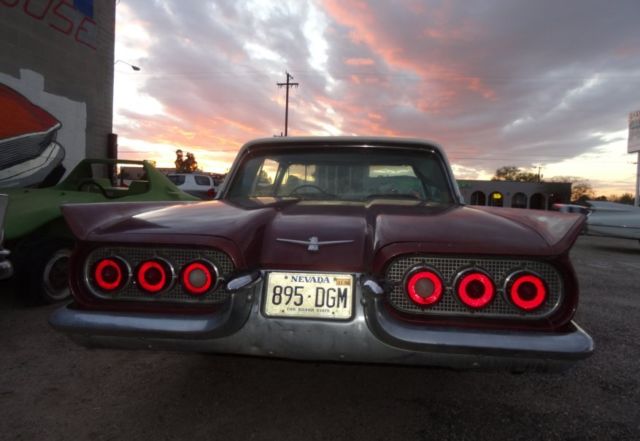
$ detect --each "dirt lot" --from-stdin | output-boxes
[1,236,639,441]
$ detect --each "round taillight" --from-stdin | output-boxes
[136,259,172,294]
[181,261,217,296]
[405,268,443,306]
[456,271,495,309]
[508,273,547,311]
[93,257,128,292]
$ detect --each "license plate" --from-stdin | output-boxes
[264,272,354,319]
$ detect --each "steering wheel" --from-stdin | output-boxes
[288,184,334,197]
[77,178,109,197]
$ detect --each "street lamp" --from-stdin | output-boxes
[114,60,141,71]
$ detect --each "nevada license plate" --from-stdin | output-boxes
[264,272,354,319]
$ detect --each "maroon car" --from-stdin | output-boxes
[50,137,593,370]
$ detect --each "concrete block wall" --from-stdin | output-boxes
[0,0,116,187]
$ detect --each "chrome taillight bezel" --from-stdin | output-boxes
[181,259,220,296]
[135,257,176,294]
[403,265,445,307]
[504,270,549,312]
[89,256,131,293]
[453,268,496,310]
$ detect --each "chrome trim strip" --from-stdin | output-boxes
[276,237,354,252]
[226,271,261,292]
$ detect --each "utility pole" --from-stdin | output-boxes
[277,71,299,136]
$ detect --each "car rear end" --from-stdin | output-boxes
[50,248,592,370]
[50,137,593,370]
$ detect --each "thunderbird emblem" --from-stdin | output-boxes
[276,236,354,252]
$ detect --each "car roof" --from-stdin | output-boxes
[220,136,462,203]
[240,136,444,155]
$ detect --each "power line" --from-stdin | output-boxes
[277,71,299,136]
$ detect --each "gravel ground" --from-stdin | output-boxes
[0,235,638,441]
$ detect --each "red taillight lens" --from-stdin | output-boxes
[181,261,217,296]
[94,257,127,291]
[137,259,172,293]
[405,268,443,306]
[509,273,547,311]
[456,271,495,309]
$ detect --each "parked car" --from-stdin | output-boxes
[1,159,198,304]
[583,200,640,241]
[50,137,593,370]
[166,172,217,199]
[554,200,640,241]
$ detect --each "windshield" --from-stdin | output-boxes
[226,147,454,204]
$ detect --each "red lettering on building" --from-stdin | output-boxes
[49,0,74,35]
[75,16,96,50]
[1,0,20,7]
[1,0,97,51]
[23,0,53,19]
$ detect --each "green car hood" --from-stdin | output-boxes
[1,187,108,241]
[0,158,199,242]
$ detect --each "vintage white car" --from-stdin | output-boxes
[583,201,640,241]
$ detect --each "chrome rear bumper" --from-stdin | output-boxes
[50,278,593,370]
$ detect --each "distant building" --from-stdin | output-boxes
[457,180,572,210]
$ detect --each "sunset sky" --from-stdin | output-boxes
[113,0,640,195]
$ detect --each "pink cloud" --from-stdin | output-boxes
[322,0,495,106]
[345,58,375,66]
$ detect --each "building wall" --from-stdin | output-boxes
[0,0,115,188]
[457,180,572,210]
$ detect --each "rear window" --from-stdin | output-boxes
[227,147,453,204]
[167,175,185,185]
[194,175,211,186]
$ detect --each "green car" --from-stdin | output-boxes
[1,159,198,304]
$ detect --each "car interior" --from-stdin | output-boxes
[57,161,151,198]
[228,148,453,204]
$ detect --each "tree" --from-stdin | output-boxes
[571,182,594,202]
[492,166,540,182]
[491,166,519,181]
[615,193,634,205]
[547,176,594,202]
